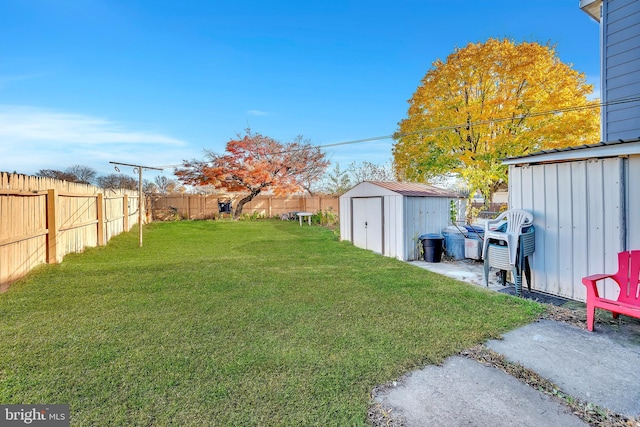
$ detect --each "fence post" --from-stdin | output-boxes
[97,193,105,246]
[46,189,58,264]
[123,194,129,230]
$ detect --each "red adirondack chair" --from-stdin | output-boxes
[582,250,640,331]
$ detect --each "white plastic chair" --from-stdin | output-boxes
[482,209,533,265]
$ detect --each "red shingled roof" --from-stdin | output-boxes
[368,181,459,197]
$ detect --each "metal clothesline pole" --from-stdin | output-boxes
[109,161,163,247]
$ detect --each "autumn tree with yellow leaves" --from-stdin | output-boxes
[393,38,599,201]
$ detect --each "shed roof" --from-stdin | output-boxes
[503,138,640,166]
[367,181,459,197]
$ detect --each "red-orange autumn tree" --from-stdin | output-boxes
[176,130,329,218]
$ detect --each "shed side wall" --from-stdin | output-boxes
[626,155,640,249]
[385,195,404,259]
[509,157,623,301]
[339,196,351,243]
[404,197,456,260]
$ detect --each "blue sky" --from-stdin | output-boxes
[0,0,600,182]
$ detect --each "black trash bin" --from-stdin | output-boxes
[419,233,443,263]
[218,201,232,214]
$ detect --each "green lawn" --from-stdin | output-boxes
[0,220,542,426]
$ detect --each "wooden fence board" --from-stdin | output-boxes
[0,173,139,291]
[149,194,340,220]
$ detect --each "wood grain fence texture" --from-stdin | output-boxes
[149,194,340,220]
[0,173,139,291]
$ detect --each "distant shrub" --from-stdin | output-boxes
[312,208,339,228]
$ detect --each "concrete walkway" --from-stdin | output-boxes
[372,259,640,426]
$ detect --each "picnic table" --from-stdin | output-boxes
[295,212,313,226]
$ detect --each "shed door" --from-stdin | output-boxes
[351,197,383,254]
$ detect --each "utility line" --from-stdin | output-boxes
[159,95,640,167]
[301,95,640,151]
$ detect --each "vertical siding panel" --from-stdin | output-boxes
[394,195,404,259]
[403,197,412,260]
[530,165,546,292]
[571,161,589,302]
[586,160,605,272]
[602,158,625,295]
[586,159,610,298]
[521,166,535,211]
[627,155,640,249]
[339,197,350,243]
[556,163,575,299]
[384,195,393,258]
[509,166,523,209]
[395,195,404,259]
[543,164,560,296]
[404,197,418,260]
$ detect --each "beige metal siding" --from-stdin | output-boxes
[385,195,404,259]
[509,158,624,301]
[403,196,457,260]
[626,155,640,249]
[339,196,351,245]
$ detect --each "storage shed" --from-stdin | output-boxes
[504,138,640,302]
[339,181,463,261]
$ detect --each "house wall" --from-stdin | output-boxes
[492,191,509,204]
[509,157,625,301]
[602,0,640,141]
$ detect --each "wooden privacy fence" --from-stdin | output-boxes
[0,173,139,291]
[149,194,340,220]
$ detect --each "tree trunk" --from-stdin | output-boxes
[233,189,261,219]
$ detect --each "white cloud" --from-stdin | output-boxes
[0,73,45,89]
[246,109,270,116]
[0,105,186,145]
[0,105,193,176]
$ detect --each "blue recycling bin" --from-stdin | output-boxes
[443,231,466,260]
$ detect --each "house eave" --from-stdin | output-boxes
[579,0,602,22]
[503,138,640,166]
